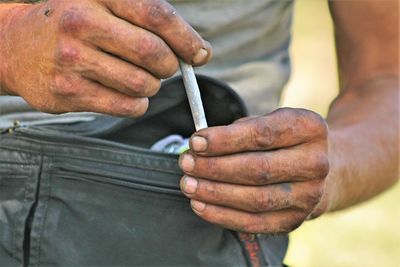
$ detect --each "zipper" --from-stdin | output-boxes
[8,125,176,158]
[0,116,96,134]
[1,120,22,134]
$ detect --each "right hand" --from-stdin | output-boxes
[0,0,211,116]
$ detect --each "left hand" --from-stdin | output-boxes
[179,108,330,234]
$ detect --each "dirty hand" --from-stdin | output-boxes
[0,0,211,116]
[179,108,330,234]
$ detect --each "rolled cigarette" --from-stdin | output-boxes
[179,60,208,131]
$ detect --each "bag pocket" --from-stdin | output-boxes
[0,160,40,267]
[30,155,248,267]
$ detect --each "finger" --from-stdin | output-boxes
[179,144,329,185]
[78,47,161,97]
[59,5,178,78]
[190,200,306,234]
[99,0,212,66]
[181,177,324,213]
[189,108,328,156]
[52,76,149,117]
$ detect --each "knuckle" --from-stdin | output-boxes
[298,109,328,137]
[275,108,328,138]
[205,159,219,177]
[56,44,81,66]
[313,154,330,179]
[144,0,176,28]
[309,112,328,138]
[137,36,177,79]
[250,157,271,184]
[307,186,324,208]
[297,181,325,211]
[252,190,272,212]
[250,121,274,148]
[139,35,161,59]
[59,7,89,34]
[128,75,148,95]
[51,74,80,97]
[135,76,161,97]
[204,184,222,202]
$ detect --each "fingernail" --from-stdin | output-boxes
[191,136,208,152]
[191,200,206,212]
[192,48,208,65]
[179,154,195,172]
[182,176,198,194]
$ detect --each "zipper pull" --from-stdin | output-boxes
[1,120,22,134]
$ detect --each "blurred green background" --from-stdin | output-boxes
[281,1,400,266]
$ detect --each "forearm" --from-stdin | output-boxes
[325,76,399,211]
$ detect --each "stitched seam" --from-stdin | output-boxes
[17,173,30,260]
[22,155,43,267]
[36,162,52,267]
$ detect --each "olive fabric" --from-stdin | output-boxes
[0,76,288,267]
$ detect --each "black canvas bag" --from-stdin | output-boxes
[0,75,288,267]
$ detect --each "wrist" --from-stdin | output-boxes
[0,3,32,95]
[323,130,343,212]
[308,130,342,219]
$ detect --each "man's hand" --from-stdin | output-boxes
[0,0,211,116]
[179,108,330,234]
